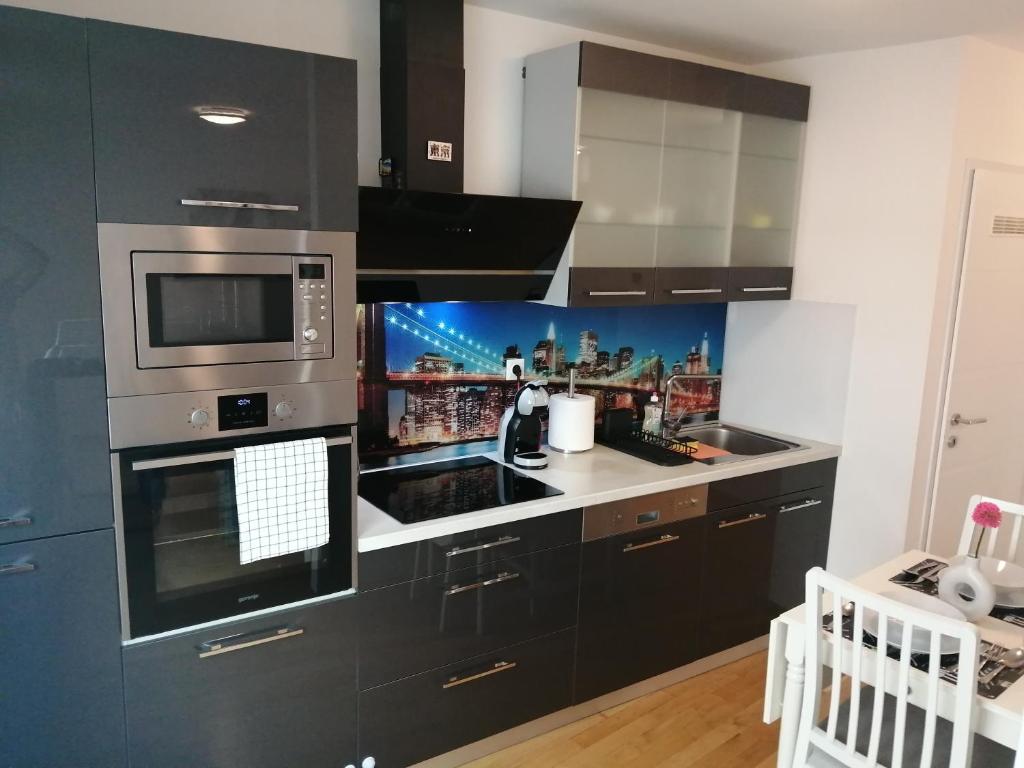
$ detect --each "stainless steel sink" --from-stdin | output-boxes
[672,424,802,463]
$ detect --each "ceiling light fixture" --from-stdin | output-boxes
[195,106,250,125]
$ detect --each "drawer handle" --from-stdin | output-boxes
[741,286,789,293]
[0,516,32,529]
[445,535,520,558]
[444,570,520,596]
[779,499,823,514]
[198,625,304,658]
[442,660,517,690]
[669,288,723,295]
[587,290,647,297]
[718,512,768,529]
[180,199,300,212]
[623,533,679,553]
[0,562,37,576]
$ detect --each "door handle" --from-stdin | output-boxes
[718,512,767,529]
[442,660,517,689]
[180,199,299,212]
[131,435,352,471]
[622,533,680,553]
[444,571,520,596]
[587,290,647,297]
[197,625,304,658]
[669,288,723,295]
[950,413,988,426]
[0,516,32,529]
[0,562,37,576]
[779,499,823,514]
[741,286,789,293]
[445,535,520,558]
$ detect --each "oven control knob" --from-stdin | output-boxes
[302,327,319,342]
[189,408,210,428]
[274,401,293,419]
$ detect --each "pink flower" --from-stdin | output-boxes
[972,501,1003,529]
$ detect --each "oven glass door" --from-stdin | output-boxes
[131,251,298,369]
[117,429,353,639]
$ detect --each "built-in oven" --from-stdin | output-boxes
[98,224,355,397]
[110,380,357,641]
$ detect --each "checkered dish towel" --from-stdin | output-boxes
[234,438,330,565]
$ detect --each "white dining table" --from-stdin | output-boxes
[763,549,1024,767]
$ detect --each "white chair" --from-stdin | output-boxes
[957,495,1024,563]
[791,567,1018,767]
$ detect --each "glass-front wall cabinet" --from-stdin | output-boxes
[574,87,802,271]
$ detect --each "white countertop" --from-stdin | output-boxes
[357,425,841,553]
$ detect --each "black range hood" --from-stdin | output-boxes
[357,0,581,303]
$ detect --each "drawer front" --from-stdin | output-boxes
[576,516,705,703]
[124,596,357,768]
[358,543,580,689]
[698,500,778,656]
[0,530,126,767]
[359,629,575,768]
[359,508,582,590]
[726,267,793,302]
[708,458,837,512]
[569,267,655,307]
[654,267,730,305]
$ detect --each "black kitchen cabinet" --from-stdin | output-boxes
[576,516,705,702]
[123,595,357,768]
[0,530,127,767]
[698,501,778,657]
[88,21,357,231]
[769,486,835,614]
[0,5,113,545]
[359,629,576,768]
[358,542,581,689]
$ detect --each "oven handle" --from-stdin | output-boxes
[197,625,305,658]
[131,435,353,472]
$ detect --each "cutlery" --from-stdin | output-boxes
[999,647,1024,669]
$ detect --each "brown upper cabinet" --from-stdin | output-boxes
[522,42,808,306]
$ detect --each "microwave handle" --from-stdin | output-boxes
[130,435,352,472]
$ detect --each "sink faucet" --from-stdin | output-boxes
[660,374,690,438]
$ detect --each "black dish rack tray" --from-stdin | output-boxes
[598,426,697,466]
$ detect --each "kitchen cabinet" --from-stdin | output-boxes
[123,595,358,768]
[0,5,113,545]
[769,484,835,614]
[523,41,808,306]
[0,530,126,767]
[88,21,357,231]
[359,629,575,768]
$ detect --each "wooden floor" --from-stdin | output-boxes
[464,651,779,768]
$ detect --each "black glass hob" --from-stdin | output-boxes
[359,455,564,524]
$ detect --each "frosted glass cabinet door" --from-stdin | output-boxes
[575,89,663,267]
[656,102,740,268]
[731,114,804,267]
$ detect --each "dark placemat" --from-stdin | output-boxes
[823,610,1023,699]
[890,558,1024,628]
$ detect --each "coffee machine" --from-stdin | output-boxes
[498,380,549,469]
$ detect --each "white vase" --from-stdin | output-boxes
[938,555,996,621]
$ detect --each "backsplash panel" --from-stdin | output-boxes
[357,301,726,461]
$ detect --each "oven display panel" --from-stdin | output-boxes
[217,392,268,431]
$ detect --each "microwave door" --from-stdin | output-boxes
[131,251,298,369]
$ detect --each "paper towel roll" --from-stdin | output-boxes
[547,392,595,453]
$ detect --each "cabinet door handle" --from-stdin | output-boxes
[0,562,37,576]
[444,570,520,596]
[442,660,517,689]
[180,199,300,212]
[445,535,520,558]
[622,533,679,553]
[779,499,823,514]
[197,625,304,658]
[718,512,767,529]
[669,288,723,295]
[740,286,789,293]
[587,290,647,297]
[0,516,32,529]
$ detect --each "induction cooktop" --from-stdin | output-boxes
[358,455,564,525]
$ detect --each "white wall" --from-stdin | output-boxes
[5,0,737,194]
[751,40,964,576]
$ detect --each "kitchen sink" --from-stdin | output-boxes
[674,424,802,463]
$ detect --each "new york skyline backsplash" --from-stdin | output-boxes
[356,301,727,460]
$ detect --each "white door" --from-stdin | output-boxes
[928,168,1024,556]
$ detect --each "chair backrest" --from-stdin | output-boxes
[795,567,980,768]
[957,494,1024,563]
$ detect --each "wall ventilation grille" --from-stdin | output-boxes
[993,215,1024,236]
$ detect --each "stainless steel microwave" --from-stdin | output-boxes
[98,224,355,397]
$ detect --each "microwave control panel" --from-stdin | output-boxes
[294,256,333,359]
